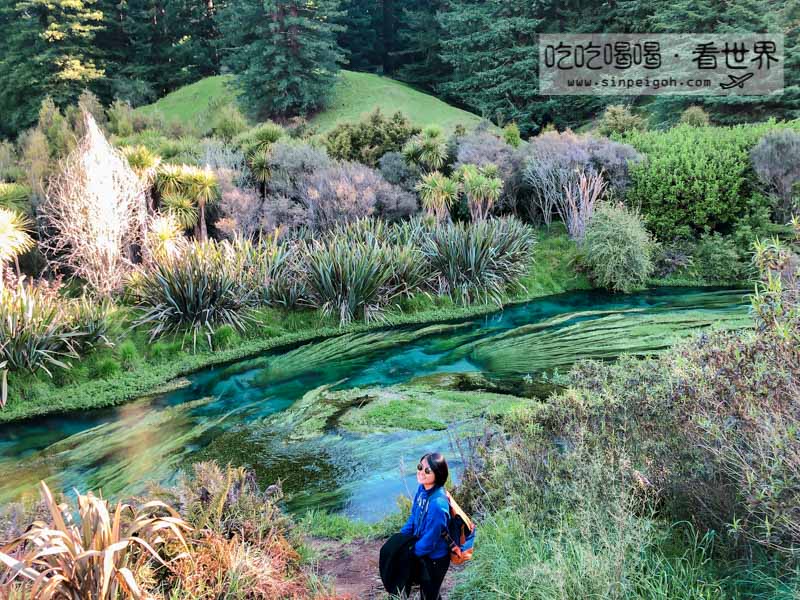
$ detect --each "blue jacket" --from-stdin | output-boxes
[400,484,450,559]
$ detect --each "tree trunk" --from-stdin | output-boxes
[199,200,207,241]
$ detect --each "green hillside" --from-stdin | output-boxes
[135,70,483,134]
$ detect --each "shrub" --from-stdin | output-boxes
[597,104,648,137]
[206,100,249,141]
[521,131,638,229]
[212,324,239,349]
[622,121,800,240]
[503,122,522,148]
[116,339,140,370]
[693,232,748,283]
[90,356,121,378]
[652,239,694,279]
[215,171,264,238]
[0,207,34,281]
[107,100,133,137]
[679,105,711,127]
[559,169,608,241]
[131,239,256,347]
[582,202,654,292]
[424,217,536,304]
[265,140,332,200]
[300,162,416,231]
[323,109,419,167]
[750,129,800,222]
[232,233,306,308]
[379,151,420,193]
[0,140,22,182]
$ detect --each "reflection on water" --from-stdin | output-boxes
[0,287,750,520]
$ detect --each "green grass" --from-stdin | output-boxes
[299,502,410,543]
[134,70,483,134]
[136,75,233,124]
[309,71,483,134]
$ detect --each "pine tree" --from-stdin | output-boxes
[393,0,450,88]
[219,0,345,118]
[0,0,105,136]
[437,0,556,135]
[337,0,383,71]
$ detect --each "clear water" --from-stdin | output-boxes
[0,287,751,521]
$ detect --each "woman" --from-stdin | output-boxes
[399,452,451,600]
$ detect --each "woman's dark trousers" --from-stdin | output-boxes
[402,554,451,599]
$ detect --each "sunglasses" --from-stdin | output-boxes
[417,463,432,475]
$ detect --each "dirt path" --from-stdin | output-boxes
[309,537,464,599]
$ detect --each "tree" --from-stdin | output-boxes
[393,0,450,87]
[219,0,345,118]
[437,0,555,136]
[0,0,104,136]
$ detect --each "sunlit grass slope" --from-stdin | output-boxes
[135,70,483,133]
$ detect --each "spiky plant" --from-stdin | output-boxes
[304,234,395,325]
[121,144,161,177]
[0,481,191,598]
[155,163,189,197]
[235,121,285,157]
[417,172,459,223]
[0,207,34,288]
[147,213,185,261]
[424,217,536,304]
[161,192,198,231]
[403,125,449,173]
[247,147,272,194]
[131,240,256,348]
[0,182,32,214]
[0,282,79,378]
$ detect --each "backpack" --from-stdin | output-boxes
[442,490,476,564]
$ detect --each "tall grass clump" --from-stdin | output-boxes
[131,239,255,347]
[582,202,654,292]
[425,217,536,304]
[303,231,395,325]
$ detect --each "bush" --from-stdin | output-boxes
[503,122,522,148]
[234,121,286,158]
[116,339,140,370]
[205,100,249,141]
[622,121,800,240]
[520,131,640,226]
[323,109,419,167]
[597,104,648,137]
[0,140,22,182]
[679,105,711,127]
[65,296,115,353]
[582,202,654,292]
[300,162,416,231]
[424,217,536,304]
[693,232,747,283]
[378,151,420,193]
[266,140,332,200]
[131,240,256,347]
[750,129,800,222]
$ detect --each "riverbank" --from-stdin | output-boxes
[0,228,746,424]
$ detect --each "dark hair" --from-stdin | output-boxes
[420,452,449,488]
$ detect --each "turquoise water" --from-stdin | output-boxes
[0,287,751,521]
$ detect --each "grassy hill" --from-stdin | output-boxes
[135,70,483,134]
